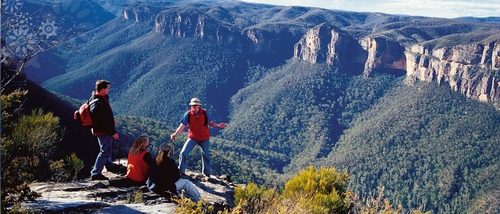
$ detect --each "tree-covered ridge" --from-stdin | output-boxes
[223,60,349,174]
[44,27,244,126]
[223,61,399,181]
[324,81,500,213]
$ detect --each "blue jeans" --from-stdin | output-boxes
[178,138,211,176]
[176,179,200,202]
[91,134,115,176]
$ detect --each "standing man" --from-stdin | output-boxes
[170,98,227,179]
[89,80,120,180]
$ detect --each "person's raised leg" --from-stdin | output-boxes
[175,179,200,202]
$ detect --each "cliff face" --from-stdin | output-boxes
[153,9,242,49]
[294,23,361,66]
[122,3,500,105]
[122,6,160,22]
[405,43,500,102]
[360,37,407,77]
[293,22,500,103]
[293,25,409,78]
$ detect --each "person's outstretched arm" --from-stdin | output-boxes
[170,123,186,141]
[209,121,227,128]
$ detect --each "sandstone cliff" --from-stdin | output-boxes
[294,23,362,67]
[153,9,242,49]
[293,22,500,104]
[405,43,500,103]
[122,3,500,105]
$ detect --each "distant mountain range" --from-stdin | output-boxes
[6,0,500,213]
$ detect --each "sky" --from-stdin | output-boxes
[240,0,500,18]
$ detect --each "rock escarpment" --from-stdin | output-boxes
[405,43,500,102]
[293,22,500,104]
[122,4,306,66]
[360,37,407,77]
[122,3,500,105]
[294,23,362,67]
[153,9,242,49]
[293,24,409,77]
[122,5,161,22]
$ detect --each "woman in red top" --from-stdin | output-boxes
[109,135,153,187]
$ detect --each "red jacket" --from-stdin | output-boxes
[126,149,150,182]
[187,108,210,141]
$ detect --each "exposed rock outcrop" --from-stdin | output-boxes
[293,22,500,104]
[360,37,407,77]
[405,43,500,102]
[243,27,300,65]
[294,23,362,67]
[153,9,241,49]
[122,6,161,22]
[22,170,235,213]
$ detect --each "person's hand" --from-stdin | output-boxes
[219,123,227,128]
[170,133,176,141]
[113,133,119,141]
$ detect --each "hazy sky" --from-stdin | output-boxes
[240,0,500,18]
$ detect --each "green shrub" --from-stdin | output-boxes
[174,196,207,214]
[233,182,280,213]
[231,165,350,214]
[126,190,144,204]
[65,153,85,181]
[50,159,71,182]
[49,153,85,182]
[283,165,350,213]
[1,90,64,210]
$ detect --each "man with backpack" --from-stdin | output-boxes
[89,80,122,180]
[170,98,227,180]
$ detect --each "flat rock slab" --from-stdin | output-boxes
[22,170,235,213]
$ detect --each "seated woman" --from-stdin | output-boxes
[109,134,153,187]
[147,143,200,202]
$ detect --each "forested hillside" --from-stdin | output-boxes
[324,81,500,213]
[11,0,500,213]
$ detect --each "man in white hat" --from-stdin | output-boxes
[170,98,227,179]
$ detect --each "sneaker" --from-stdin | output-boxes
[91,174,109,180]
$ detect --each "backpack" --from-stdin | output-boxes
[74,98,99,127]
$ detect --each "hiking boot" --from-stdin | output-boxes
[91,174,109,180]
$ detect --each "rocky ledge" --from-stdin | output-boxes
[22,170,236,213]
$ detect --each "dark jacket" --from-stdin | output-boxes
[147,153,180,197]
[89,93,116,136]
